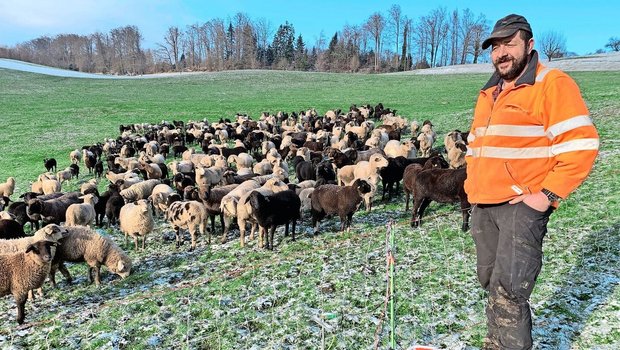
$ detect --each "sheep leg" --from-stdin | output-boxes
[174,226,182,249]
[189,226,197,252]
[346,213,354,232]
[238,217,246,248]
[94,265,102,286]
[134,236,139,250]
[268,226,276,250]
[416,198,432,227]
[291,219,297,242]
[411,198,423,227]
[461,200,471,232]
[142,236,146,250]
[221,215,231,244]
[59,263,73,284]
[405,192,411,212]
[15,294,27,325]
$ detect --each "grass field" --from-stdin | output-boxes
[0,68,618,349]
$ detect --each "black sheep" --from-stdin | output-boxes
[0,219,26,239]
[295,160,316,182]
[247,189,301,250]
[410,167,470,232]
[310,179,371,234]
[315,159,336,186]
[105,184,124,226]
[43,158,57,172]
[68,163,80,178]
[380,155,449,200]
[94,160,104,178]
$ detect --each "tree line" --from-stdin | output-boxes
[1,5,611,75]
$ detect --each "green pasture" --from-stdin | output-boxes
[0,68,618,349]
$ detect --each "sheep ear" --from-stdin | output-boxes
[25,244,38,254]
[118,261,125,271]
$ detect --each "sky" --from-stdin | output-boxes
[0,0,617,56]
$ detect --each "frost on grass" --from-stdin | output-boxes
[0,187,618,349]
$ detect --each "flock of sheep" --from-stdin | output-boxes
[0,103,471,325]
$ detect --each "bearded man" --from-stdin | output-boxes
[464,14,599,350]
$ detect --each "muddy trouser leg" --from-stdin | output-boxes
[474,202,551,349]
[470,203,501,348]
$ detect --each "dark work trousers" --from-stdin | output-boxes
[470,201,553,350]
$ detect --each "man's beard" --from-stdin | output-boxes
[494,48,529,81]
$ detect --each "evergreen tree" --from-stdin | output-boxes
[272,21,295,66]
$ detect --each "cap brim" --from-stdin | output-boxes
[482,28,520,50]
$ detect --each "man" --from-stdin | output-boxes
[464,14,599,349]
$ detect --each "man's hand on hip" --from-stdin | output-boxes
[509,191,551,212]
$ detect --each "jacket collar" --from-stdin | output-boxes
[481,50,540,91]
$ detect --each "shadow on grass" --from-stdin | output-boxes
[534,221,620,349]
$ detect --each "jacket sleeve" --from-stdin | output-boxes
[540,73,599,199]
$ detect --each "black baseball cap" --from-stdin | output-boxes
[482,14,532,50]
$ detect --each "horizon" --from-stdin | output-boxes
[0,1,618,56]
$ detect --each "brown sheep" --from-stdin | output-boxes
[310,179,372,234]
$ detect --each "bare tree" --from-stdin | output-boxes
[470,14,489,64]
[388,4,402,67]
[605,37,620,52]
[449,9,459,65]
[539,30,566,61]
[365,12,385,71]
[157,26,183,70]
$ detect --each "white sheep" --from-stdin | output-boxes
[417,133,434,157]
[383,140,417,159]
[149,184,176,217]
[32,179,61,196]
[119,199,154,250]
[447,140,468,169]
[49,226,132,287]
[195,166,224,188]
[119,179,160,202]
[253,159,273,175]
[57,168,74,184]
[169,160,194,175]
[0,177,16,198]
[69,149,81,164]
[337,154,389,186]
[65,194,98,227]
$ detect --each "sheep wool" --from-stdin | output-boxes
[49,226,132,287]
[119,199,154,250]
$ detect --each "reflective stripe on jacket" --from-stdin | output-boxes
[464,51,599,204]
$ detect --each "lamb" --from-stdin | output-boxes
[383,140,417,159]
[65,194,98,227]
[444,130,464,153]
[149,183,176,217]
[410,167,470,232]
[119,179,160,203]
[0,177,16,198]
[43,158,57,172]
[57,167,75,184]
[26,191,81,225]
[247,189,301,250]
[69,149,81,164]
[165,200,209,251]
[119,199,155,250]
[447,140,467,169]
[83,149,97,175]
[417,132,434,157]
[105,183,124,226]
[0,240,57,324]
[337,154,388,186]
[298,187,315,218]
[49,226,132,287]
[310,179,371,234]
[236,178,290,247]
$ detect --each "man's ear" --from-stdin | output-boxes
[528,38,535,53]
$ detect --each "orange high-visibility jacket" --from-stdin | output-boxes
[464,51,599,205]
